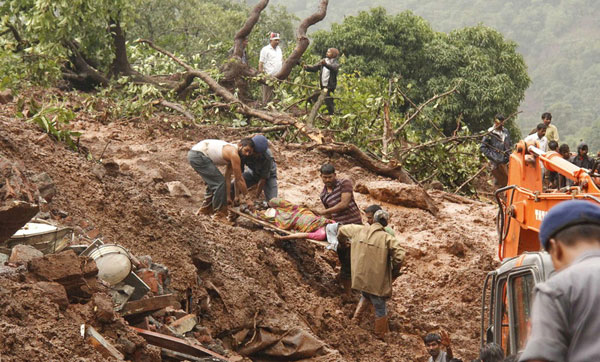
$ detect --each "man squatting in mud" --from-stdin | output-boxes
[187,138,255,216]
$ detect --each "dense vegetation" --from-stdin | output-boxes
[259,0,600,151]
[1,0,532,193]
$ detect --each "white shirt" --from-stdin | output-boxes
[321,59,333,87]
[191,139,235,165]
[259,44,283,75]
[524,133,548,152]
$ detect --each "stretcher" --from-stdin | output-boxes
[227,207,328,247]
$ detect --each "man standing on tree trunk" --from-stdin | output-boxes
[480,114,512,188]
[258,32,283,104]
[303,48,340,115]
[313,163,362,301]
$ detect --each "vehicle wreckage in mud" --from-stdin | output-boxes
[480,140,600,355]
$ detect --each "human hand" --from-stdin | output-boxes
[440,330,451,348]
[320,59,326,65]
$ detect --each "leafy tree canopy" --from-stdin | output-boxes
[311,8,530,136]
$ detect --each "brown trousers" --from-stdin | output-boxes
[491,163,508,188]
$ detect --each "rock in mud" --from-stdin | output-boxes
[9,244,43,264]
[0,158,40,242]
[356,181,439,215]
[34,281,69,310]
[165,181,192,198]
[0,89,13,104]
[30,172,56,202]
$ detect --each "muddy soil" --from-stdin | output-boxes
[0,88,499,361]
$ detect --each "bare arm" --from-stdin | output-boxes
[225,164,232,203]
[274,232,310,240]
[254,178,267,199]
[322,192,352,216]
[222,145,247,195]
[258,61,264,73]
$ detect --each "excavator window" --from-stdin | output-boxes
[496,277,510,356]
[510,272,535,352]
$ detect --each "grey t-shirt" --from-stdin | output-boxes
[520,250,600,362]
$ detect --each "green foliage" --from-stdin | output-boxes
[16,100,81,151]
[266,0,600,151]
[311,8,530,135]
[128,0,298,69]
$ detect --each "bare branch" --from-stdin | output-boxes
[275,0,329,80]
[394,82,460,137]
[306,90,327,127]
[454,164,487,194]
[233,0,269,58]
[316,143,414,183]
[157,100,195,120]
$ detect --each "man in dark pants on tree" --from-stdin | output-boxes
[303,48,340,115]
[312,163,362,300]
[480,114,512,188]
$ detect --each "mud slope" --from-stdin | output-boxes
[0,88,499,361]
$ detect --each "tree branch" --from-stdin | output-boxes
[306,90,326,127]
[233,0,269,58]
[394,82,460,137]
[157,100,195,120]
[275,0,329,80]
[316,143,414,183]
[454,164,487,194]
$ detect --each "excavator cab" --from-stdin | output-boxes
[480,140,600,354]
[480,252,554,356]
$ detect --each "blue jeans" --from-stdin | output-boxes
[361,292,387,318]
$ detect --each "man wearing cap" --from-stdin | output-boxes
[480,114,512,188]
[338,209,406,339]
[520,200,600,362]
[259,32,283,104]
[237,134,278,202]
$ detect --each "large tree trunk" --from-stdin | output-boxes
[232,0,269,58]
[109,18,135,77]
[275,0,329,80]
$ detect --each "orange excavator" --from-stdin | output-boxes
[479,140,600,356]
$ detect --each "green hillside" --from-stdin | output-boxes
[251,0,600,150]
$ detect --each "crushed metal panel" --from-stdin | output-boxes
[85,325,125,360]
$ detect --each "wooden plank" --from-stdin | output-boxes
[120,294,180,317]
[85,325,125,360]
[228,208,328,247]
[130,327,231,361]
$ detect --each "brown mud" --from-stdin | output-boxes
[0,88,499,361]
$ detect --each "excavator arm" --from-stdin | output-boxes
[496,140,600,260]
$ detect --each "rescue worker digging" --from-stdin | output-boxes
[338,209,405,339]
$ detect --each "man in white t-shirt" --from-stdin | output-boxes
[258,32,283,104]
[524,123,548,152]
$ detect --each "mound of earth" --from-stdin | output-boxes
[0,88,499,361]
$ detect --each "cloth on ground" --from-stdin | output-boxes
[252,198,333,232]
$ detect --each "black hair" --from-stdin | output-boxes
[541,112,552,121]
[536,123,547,130]
[364,204,382,214]
[377,217,389,227]
[558,143,570,154]
[423,333,441,344]
[320,163,335,175]
[479,343,505,362]
[495,114,505,122]
[548,140,558,151]
[554,224,600,247]
[240,138,255,149]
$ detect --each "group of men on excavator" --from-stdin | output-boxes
[480,110,600,362]
[481,111,599,189]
